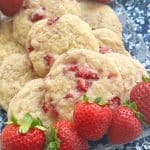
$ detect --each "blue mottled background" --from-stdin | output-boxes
[0,0,150,149]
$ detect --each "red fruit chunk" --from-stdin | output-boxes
[42,101,59,118]
[0,0,23,17]
[64,93,74,99]
[1,124,45,150]
[27,46,34,53]
[130,81,150,125]
[67,64,78,72]
[43,55,55,66]
[47,17,59,25]
[108,106,142,144]
[75,67,99,80]
[107,72,117,79]
[74,102,112,141]
[30,7,46,22]
[54,120,88,150]
[76,79,91,92]
[99,47,112,54]
[108,96,121,110]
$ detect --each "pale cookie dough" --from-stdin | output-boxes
[44,49,123,121]
[13,0,43,46]
[41,0,81,17]
[93,28,130,56]
[79,0,122,37]
[105,53,148,100]
[8,79,52,127]
[0,53,37,110]
[0,21,13,44]
[13,0,80,46]
[26,14,99,77]
[0,42,25,66]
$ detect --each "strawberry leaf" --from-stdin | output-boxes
[94,97,107,106]
[11,115,18,124]
[46,127,60,150]
[142,76,150,82]
[83,94,89,103]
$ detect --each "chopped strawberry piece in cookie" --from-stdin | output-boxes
[75,66,99,80]
[76,79,91,92]
[107,72,117,79]
[30,7,46,22]
[43,55,55,66]
[42,101,59,118]
[64,93,74,99]
[67,64,78,72]
[99,47,112,54]
[47,17,59,25]
[27,46,34,53]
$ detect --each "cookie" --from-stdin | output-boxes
[13,0,80,46]
[79,0,122,37]
[13,0,43,46]
[26,14,99,77]
[0,53,37,110]
[93,28,130,55]
[8,79,52,127]
[44,49,123,121]
[0,21,13,44]
[105,53,148,99]
[0,42,25,66]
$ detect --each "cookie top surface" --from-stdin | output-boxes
[0,53,37,110]
[44,49,123,121]
[79,1,122,36]
[93,28,130,56]
[26,14,99,77]
[8,78,52,127]
[13,0,80,46]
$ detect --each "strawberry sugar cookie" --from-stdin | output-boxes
[8,79,52,127]
[13,0,81,46]
[44,49,123,121]
[0,53,37,110]
[93,28,130,56]
[26,14,99,77]
[105,53,148,99]
[79,1,122,37]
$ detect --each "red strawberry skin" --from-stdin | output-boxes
[130,82,150,125]
[73,102,112,141]
[0,0,23,17]
[54,120,88,150]
[1,124,45,150]
[108,106,142,144]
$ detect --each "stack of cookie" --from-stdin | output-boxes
[0,0,148,127]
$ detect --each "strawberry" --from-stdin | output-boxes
[1,114,46,150]
[130,76,150,125]
[97,0,112,4]
[73,95,112,141]
[46,120,88,150]
[0,0,23,17]
[108,101,142,144]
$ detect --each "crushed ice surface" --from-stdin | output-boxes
[0,0,150,149]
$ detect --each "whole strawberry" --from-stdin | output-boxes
[108,101,142,144]
[73,95,112,141]
[130,76,150,125]
[0,0,23,17]
[1,114,46,150]
[46,120,88,150]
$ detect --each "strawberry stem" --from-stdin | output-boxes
[142,76,150,82]
[46,127,60,150]
[94,97,107,106]
[82,94,89,103]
